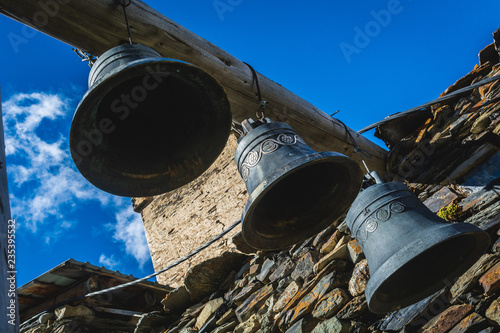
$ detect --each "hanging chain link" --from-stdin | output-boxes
[72,48,97,67]
[256,100,268,120]
[231,121,244,137]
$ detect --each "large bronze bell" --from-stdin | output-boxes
[235,118,364,250]
[346,181,490,314]
[70,44,231,197]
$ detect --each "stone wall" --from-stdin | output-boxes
[143,29,500,333]
[129,29,500,333]
[134,134,248,287]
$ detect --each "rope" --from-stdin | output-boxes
[358,74,500,134]
[243,62,268,120]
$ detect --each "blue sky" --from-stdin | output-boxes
[1,0,499,287]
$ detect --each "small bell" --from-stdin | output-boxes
[235,118,364,250]
[346,176,490,313]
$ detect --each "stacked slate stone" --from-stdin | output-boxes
[159,29,500,333]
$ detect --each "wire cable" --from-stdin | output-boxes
[358,74,500,134]
[30,219,242,318]
[334,117,373,175]
[85,219,241,298]
[243,62,268,120]
[120,0,133,44]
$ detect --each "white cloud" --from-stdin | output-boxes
[2,91,151,269]
[9,165,33,185]
[110,205,150,269]
[99,254,120,270]
[4,93,66,159]
[4,93,65,128]
[44,220,76,245]
[3,92,112,232]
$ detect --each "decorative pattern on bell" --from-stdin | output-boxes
[234,118,364,251]
[346,181,490,314]
[70,44,231,197]
[240,133,305,182]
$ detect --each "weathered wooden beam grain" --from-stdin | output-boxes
[0,0,387,172]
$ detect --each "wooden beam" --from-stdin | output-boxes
[0,0,387,172]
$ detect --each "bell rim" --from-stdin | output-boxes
[241,150,363,250]
[365,222,490,314]
[70,57,232,197]
[72,56,227,123]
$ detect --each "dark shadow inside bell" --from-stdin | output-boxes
[250,161,350,240]
[94,73,214,176]
[371,233,479,311]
